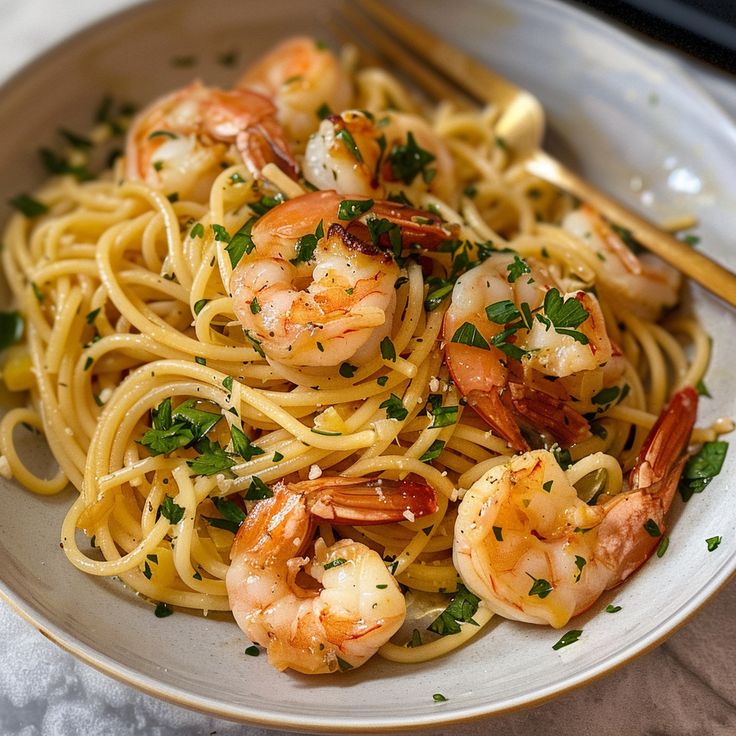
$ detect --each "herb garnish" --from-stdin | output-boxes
[552,629,582,650]
[706,536,722,552]
[337,198,374,221]
[224,216,258,268]
[678,441,728,501]
[427,584,481,636]
[419,439,445,463]
[230,425,265,462]
[9,194,48,217]
[527,574,553,599]
[387,131,435,184]
[290,220,324,264]
[159,495,185,524]
[244,476,273,500]
[379,393,408,421]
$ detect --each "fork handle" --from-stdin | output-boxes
[526,150,736,308]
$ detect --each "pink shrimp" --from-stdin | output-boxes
[454,386,698,628]
[226,476,437,673]
[125,81,297,199]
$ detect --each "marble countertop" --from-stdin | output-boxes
[1,2,735,734]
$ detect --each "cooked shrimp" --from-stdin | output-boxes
[303,110,456,202]
[454,386,697,628]
[226,476,438,674]
[125,81,297,199]
[563,205,681,320]
[443,251,625,451]
[230,190,452,366]
[238,36,353,145]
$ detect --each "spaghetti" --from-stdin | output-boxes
[0,36,729,673]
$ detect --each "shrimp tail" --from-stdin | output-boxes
[598,386,698,585]
[236,122,299,180]
[351,201,458,249]
[508,382,590,448]
[296,476,438,524]
[629,385,698,491]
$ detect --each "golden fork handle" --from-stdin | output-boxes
[526,150,736,308]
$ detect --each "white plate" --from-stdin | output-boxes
[1,0,735,731]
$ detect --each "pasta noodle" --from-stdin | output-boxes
[0,36,729,672]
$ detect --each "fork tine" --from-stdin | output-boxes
[336,3,474,110]
[357,0,545,153]
[359,0,519,108]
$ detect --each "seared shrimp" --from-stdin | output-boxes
[303,110,456,203]
[230,190,451,366]
[443,252,625,451]
[125,81,297,199]
[563,205,681,320]
[226,476,437,674]
[454,386,697,628]
[238,36,353,145]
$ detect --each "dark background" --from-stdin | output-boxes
[571,0,736,72]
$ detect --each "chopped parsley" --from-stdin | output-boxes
[427,584,481,636]
[527,574,553,599]
[222,376,233,391]
[324,558,348,570]
[379,393,408,421]
[290,220,324,265]
[695,379,711,398]
[428,404,458,429]
[172,399,222,440]
[193,299,209,316]
[380,337,396,362]
[419,439,445,463]
[492,526,503,542]
[506,255,531,283]
[244,476,273,500]
[249,297,261,315]
[244,645,260,657]
[706,536,722,552]
[643,518,662,537]
[211,223,230,243]
[335,127,363,162]
[230,425,265,461]
[656,535,669,557]
[337,198,374,221]
[190,222,205,239]
[678,441,728,501]
[339,362,357,378]
[225,216,258,268]
[159,495,185,524]
[316,102,332,120]
[9,194,48,217]
[432,693,448,702]
[154,602,173,618]
[387,131,435,185]
[605,604,622,613]
[187,438,235,476]
[0,311,24,350]
[552,629,582,650]
[450,322,490,350]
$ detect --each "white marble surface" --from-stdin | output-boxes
[1,1,735,734]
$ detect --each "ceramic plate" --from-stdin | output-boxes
[1,0,734,731]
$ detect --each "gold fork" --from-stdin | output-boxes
[339,0,736,308]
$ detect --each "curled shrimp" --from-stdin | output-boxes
[230,190,452,366]
[226,476,438,674]
[443,251,625,451]
[563,205,681,320]
[238,36,353,146]
[303,110,456,202]
[125,81,297,199]
[454,386,697,628]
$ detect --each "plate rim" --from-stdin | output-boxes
[1,0,735,729]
